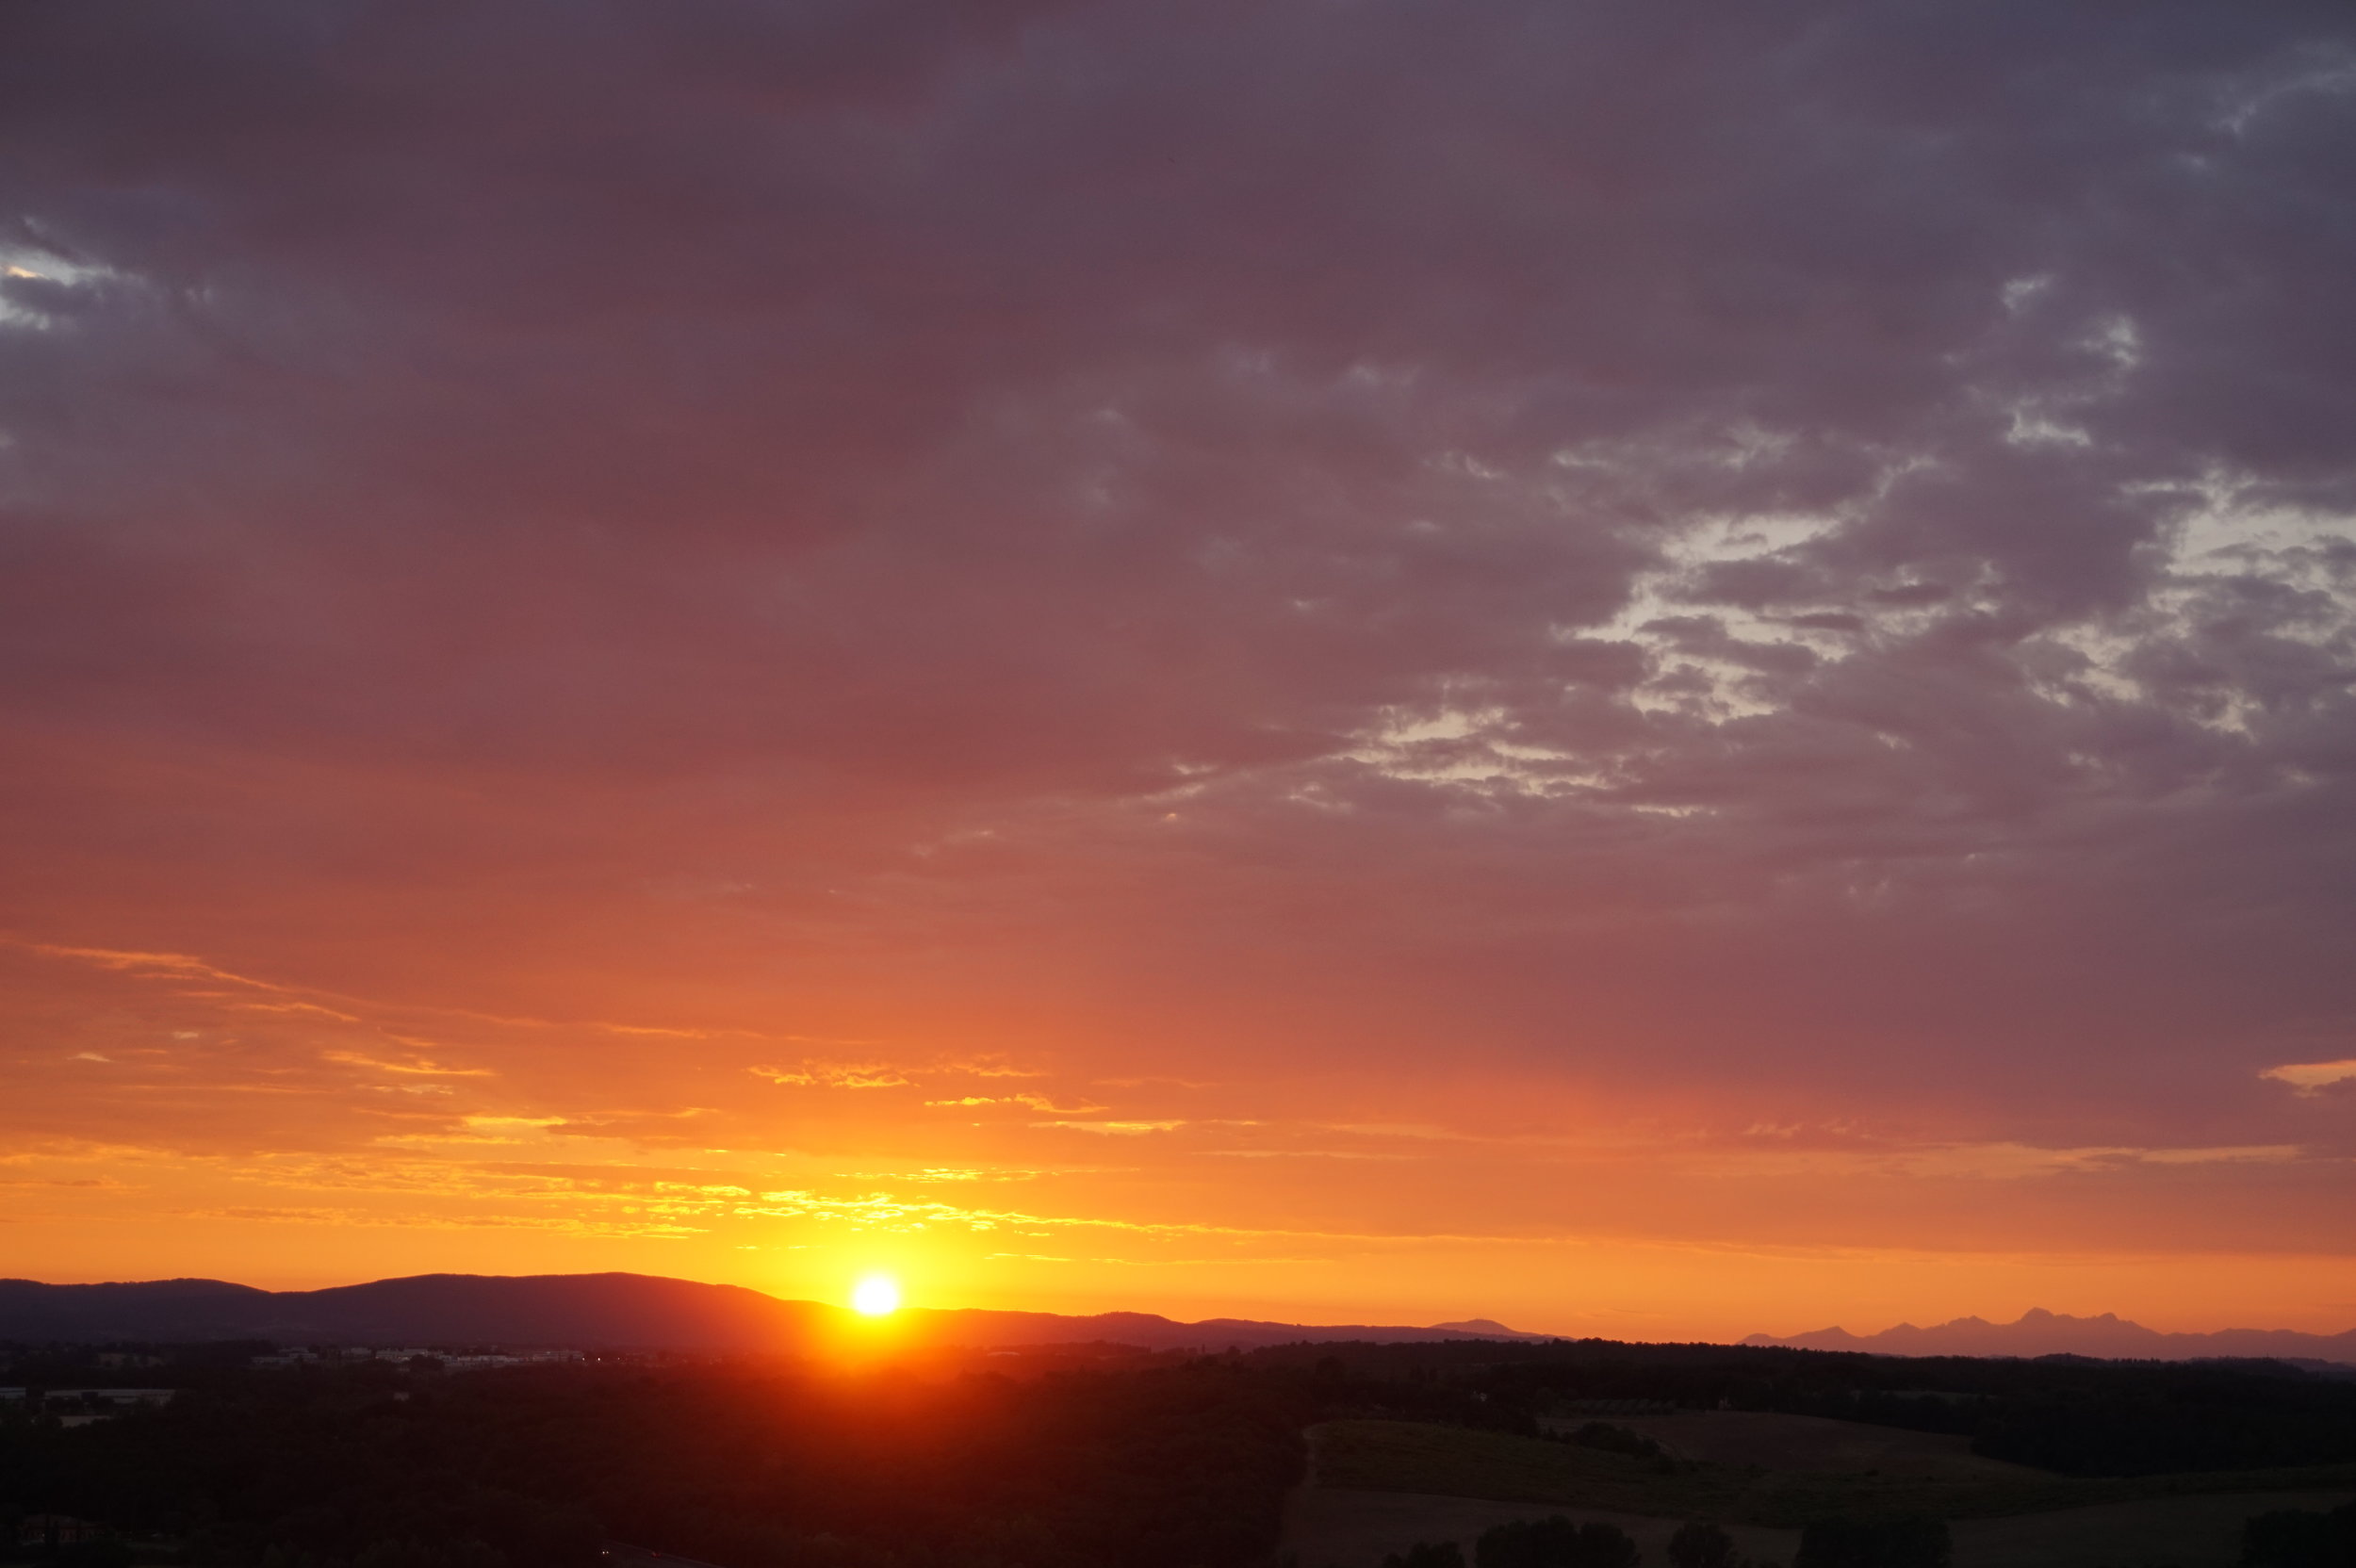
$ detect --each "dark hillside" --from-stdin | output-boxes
[0,1360,1310,1568]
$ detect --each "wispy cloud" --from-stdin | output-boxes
[941,1055,1050,1079]
[28,942,296,993]
[752,1063,913,1089]
[324,1050,495,1078]
[925,1093,1108,1113]
[1034,1120,1188,1136]
[2263,1059,2356,1094]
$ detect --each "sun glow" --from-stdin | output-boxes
[852,1274,901,1316]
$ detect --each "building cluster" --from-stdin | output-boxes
[1553,1397,1679,1416]
[250,1347,587,1370]
[18,1514,109,1550]
[0,1386,177,1427]
[0,1344,592,1428]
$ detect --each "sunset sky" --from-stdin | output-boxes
[4,2,2354,1342]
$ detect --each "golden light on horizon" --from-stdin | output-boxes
[852,1274,901,1316]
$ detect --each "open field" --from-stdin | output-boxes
[1550,1410,2047,1483]
[1284,1485,2356,1568]
[1316,1419,1751,1519]
[1303,1418,2356,1545]
[1284,1489,1796,1568]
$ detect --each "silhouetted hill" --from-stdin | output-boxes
[912,1306,1548,1349]
[0,1272,1546,1350]
[1744,1306,2356,1364]
[0,1273,826,1348]
[1431,1317,1530,1336]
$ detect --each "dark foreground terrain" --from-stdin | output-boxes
[0,1351,1303,1568]
[6,1335,2356,1567]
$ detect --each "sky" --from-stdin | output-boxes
[3,1,2354,1342]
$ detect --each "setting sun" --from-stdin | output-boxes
[852,1275,901,1316]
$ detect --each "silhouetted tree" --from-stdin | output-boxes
[1668,1520,1738,1568]
[1792,1516,1949,1568]
[1476,1515,1641,1568]
[2243,1499,2356,1568]
[1382,1544,1466,1568]
[1567,1424,1661,1460]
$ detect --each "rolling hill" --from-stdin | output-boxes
[0,1271,1549,1351]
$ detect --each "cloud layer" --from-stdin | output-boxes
[2,0,2353,1331]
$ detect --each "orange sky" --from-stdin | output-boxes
[8,934,2355,1339]
[4,3,2355,1340]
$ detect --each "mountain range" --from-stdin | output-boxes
[0,1272,1551,1351]
[1744,1306,2356,1364]
[10,1277,2349,1364]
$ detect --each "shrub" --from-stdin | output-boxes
[2242,1498,2356,1568]
[56,1543,135,1568]
[1382,1544,1467,1568]
[1476,1515,1641,1568]
[1792,1515,1950,1568]
[1566,1424,1662,1459]
[1669,1520,1738,1568]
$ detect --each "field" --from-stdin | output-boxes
[1284,1489,1797,1568]
[1284,1417,2356,1568]
[1284,1484,2356,1568]
[1557,1410,2044,1482]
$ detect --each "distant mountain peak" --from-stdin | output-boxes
[1744,1307,2356,1364]
[1427,1317,1532,1337]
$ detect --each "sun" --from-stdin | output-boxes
[851,1274,901,1316]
